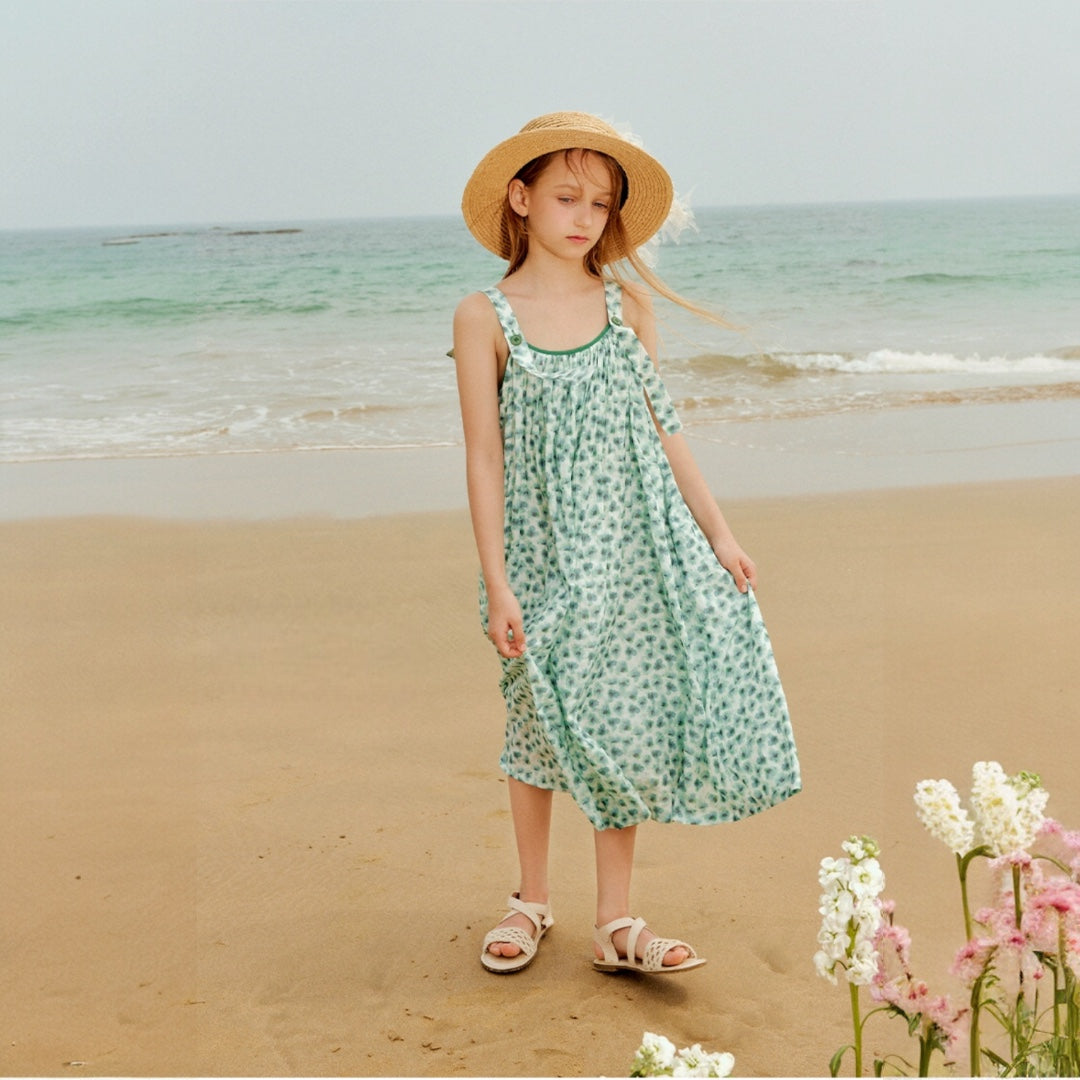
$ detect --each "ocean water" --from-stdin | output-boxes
[1,197,1078,463]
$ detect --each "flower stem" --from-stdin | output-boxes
[918,1033,934,1078]
[1056,913,1066,1044]
[1067,949,1080,1077]
[1011,864,1022,929]
[969,973,984,1078]
[958,851,973,941]
[850,981,863,1078]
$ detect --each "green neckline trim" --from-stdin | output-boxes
[527,323,612,356]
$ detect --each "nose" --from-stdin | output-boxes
[574,203,594,227]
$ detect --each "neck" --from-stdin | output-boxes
[511,248,598,295]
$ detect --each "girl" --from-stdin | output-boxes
[453,112,800,976]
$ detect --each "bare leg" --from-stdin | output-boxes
[487,778,553,958]
[593,825,689,966]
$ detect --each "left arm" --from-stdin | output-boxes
[623,285,757,593]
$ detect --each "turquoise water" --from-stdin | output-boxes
[1,197,1078,462]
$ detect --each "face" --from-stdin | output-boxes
[509,150,614,260]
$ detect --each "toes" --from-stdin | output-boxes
[663,945,690,967]
[489,941,522,958]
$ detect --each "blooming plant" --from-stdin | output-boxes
[813,834,887,989]
[811,834,956,1077]
[630,1031,734,1078]
[817,762,1080,1077]
[870,905,967,1075]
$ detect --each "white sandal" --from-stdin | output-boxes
[593,916,707,974]
[480,892,554,973]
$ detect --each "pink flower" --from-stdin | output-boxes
[871,913,967,1065]
[1028,879,1080,916]
[1025,881,1080,975]
[961,898,1050,992]
[975,900,1020,942]
[872,914,913,987]
[923,996,970,1062]
[951,937,995,983]
[870,977,904,1009]
[991,850,1033,872]
[1037,818,1080,876]
[878,921,912,957]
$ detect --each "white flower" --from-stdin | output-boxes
[813,835,886,987]
[635,1031,676,1073]
[914,778,977,854]
[633,1033,734,1078]
[847,937,880,986]
[855,904,884,942]
[820,885,856,924]
[672,1045,735,1078]
[842,835,880,861]
[814,947,839,984]
[914,763,1048,858]
[848,856,886,900]
[970,761,1048,856]
[818,855,851,889]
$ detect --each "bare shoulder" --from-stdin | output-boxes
[453,290,507,375]
[454,289,498,329]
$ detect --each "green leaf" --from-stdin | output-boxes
[959,845,995,875]
[829,1045,851,1077]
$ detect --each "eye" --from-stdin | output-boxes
[594,201,610,211]
[558,196,574,204]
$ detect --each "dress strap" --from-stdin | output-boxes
[482,287,533,369]
[604,281,683,437]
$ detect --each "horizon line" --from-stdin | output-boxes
[3,190,1078,235]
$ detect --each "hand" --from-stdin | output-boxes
[710,536,758,593]
[486,584,527,658]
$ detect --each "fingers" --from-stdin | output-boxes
[485,587,526,658]
[711,539,758,593]
[727,556,757,593]
[742,556,759,592]
[490,618,526,658]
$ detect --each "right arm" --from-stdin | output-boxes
[452,293,526,659]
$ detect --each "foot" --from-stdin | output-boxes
[593,920,690,967]
[480,893,553,973]
[487,908,541,958]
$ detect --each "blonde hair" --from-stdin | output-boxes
[501,149,732,329]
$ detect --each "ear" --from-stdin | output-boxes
[507,178,529,218]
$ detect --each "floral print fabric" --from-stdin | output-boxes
[481,281,800,830]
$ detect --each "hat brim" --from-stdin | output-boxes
[462,127,673,261]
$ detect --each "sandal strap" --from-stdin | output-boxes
[594,915,639,964]
[481,924,539,958]
[594,916,697,971]
[642,935,697,972]
[483,893,553,954]
[504,892,553,933]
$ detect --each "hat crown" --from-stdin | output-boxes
[519,112,620,140]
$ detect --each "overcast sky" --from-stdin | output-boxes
[3,0,1079,229]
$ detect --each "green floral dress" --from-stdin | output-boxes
[480,281,800,831]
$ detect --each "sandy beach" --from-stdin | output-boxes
[2,456,1078,1077]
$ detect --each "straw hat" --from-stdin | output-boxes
[461,111,674,260]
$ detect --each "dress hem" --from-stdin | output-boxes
[499,760,801,831]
